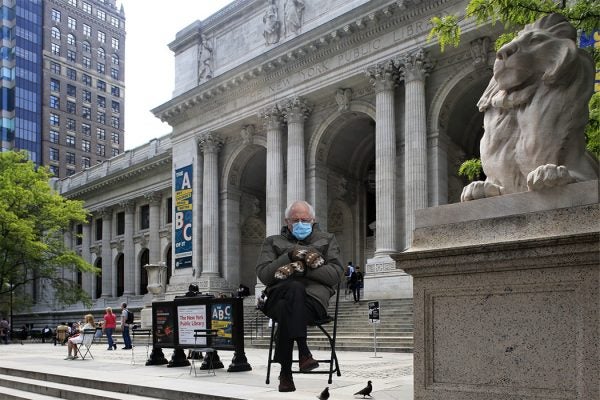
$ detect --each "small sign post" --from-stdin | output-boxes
[368,301,382,358]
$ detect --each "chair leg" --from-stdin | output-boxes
[265,322,276,385]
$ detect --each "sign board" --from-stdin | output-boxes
[211,302,233,348]
[177,304,207,346]
[151,301,176,348]
[368,301,380,324]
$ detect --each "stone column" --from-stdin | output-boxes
[283,97,311,204]
[366,61,398,257]
[260,105,284,236]
[121,200,135,295]
[100,208,113,297]
[146,192,162,264]
[81,221,93,296]
[198,132,223,276]
[396,49,432,248]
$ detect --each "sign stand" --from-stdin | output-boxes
[368,301,382,358]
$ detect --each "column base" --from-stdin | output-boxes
[364,255,413,299]
[197,275,233,296]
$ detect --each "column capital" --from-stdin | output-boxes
[144,191,162,205]
[97,207,113,218]
[395,48,433,83]
[240,124,256,145]
[366,60,398,92]
[283,96,312,124]
[259,104,283,130]
[119,200,135,212]
[197,131,224,154]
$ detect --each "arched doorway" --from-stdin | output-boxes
[139,249,149,294]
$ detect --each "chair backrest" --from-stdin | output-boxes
[81,328,96,346]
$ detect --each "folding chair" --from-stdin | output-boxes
[76,329,97,360]
[190,329,218,376]
[131,328,151,365]
[266,281,342,385]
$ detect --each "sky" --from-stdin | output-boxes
[120,0,234,150]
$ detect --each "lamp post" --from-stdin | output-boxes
[9,282,13,340]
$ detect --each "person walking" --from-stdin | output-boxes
[120,303,132,350]
[350,266,364,303]
[256,200,344,392]
[103,307,117,350]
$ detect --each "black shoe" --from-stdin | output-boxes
[113,344,117,350]
[122,346,132,350]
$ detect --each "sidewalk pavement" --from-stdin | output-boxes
[0,342,413,399]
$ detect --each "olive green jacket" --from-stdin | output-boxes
[256,225,344,312]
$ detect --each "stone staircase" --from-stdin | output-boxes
[243,297,414,353]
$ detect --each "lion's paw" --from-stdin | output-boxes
[527,164,575,191]
[461,181,503,202]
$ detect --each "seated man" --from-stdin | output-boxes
[256,200,343,392]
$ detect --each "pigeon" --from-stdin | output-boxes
[317,386,330,400]
[354,380,373,398]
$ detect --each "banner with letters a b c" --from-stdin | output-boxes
[175,165,193,269]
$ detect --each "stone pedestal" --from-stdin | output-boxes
[364,255,413,299]
[395,181,599,400]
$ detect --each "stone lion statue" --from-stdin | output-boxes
[461,13,598,202]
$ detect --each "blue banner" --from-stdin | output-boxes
[174,165,193,269]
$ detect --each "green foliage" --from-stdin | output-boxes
[458,158,483,181]
[586,92,600,157]
[427,15,461,52]
[0,151,97,314]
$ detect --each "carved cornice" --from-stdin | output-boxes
[154,0,453,123]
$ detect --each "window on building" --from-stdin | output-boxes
[97,111,105,125]
[110,16,119,28]
[110,67,118,80]
[48,165,59,176]
[68,0,77,7]
[97,31,105,43]
[51,27,61,40]
[82,74,91,86]
[111,148,119,157]
[82,56,91,69]
[97,62,104,74]
[49,95,60,109]
[67,49,76,62]
[81,123,91,136]
[66,152,76,164]
[166,197,173,224]
[82,106,91,119]
[95,218,102,241]
[111,54,119,65]
[111,131,120,144]
[49,148,59,161]
[51,62,61,75]
[111,37,119,50]
[111,85,120,97]
[66,168,76,176]
[51,43,60,55]
[68,16,76,30]
[96,144,105,156]
[66,136,76,148]
[51,9,61,22]
[67,33,76,45]
[82,2,92,14]
[50,78,60,92]
[66,101,76,114]
[140,205,150,230]
[97,80,106,91]
[76,224,83,245]
[83,24,91,37]
[49,113,60,126]
[97,9,106,21]
[116,212,125,235]
[82,139,90,152]
[82,156,91,168]
[66,118,76,131]
[96,127,105,140]
[97,95,105,108]
[111,101,120,113]
[49,130,59,144]
[82,89,91,102]
[97,47,105,60]
[82,41,91,53]
[67,68,76,80]
[67,84,76,97]
[110,116,119,129]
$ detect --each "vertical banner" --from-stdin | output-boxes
[177,304,207,346]
[174,165,193,269]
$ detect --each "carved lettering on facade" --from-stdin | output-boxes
[337,39,382,64]
[269,77,292,92]
[392,19,431,42]
[298,61,330,80]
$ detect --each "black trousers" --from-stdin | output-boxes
[263,280,326,370]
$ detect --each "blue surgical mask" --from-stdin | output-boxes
[292,222,312,240]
